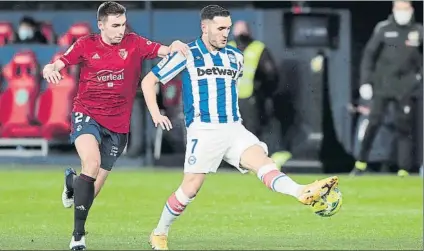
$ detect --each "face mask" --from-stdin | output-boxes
[235,34,251,44]
[393,10,413,25]
[18,28,34,40]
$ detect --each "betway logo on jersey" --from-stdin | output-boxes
[197,67,237,79]
[96,69,124,82]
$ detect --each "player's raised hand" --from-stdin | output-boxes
[43,64,62,84]
[169,40,189,57]
[152,113,173,131]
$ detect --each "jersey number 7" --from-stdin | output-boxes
[191,139,198,154]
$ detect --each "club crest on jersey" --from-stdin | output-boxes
[188,155,196,165]
[228,54,236,63]
[119,49,128,59]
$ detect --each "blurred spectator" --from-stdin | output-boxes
[228,21,291,168]
[14,16,48,44]
[351,0,423,176]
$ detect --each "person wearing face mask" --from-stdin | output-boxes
[15,16,48,44]
[350,0,423,176]
[228,21,292,169]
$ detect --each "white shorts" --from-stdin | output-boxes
[183,121,268,174]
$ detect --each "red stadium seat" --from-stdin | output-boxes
[0,88,13,132]
[37,52,77,140]
[2,50,37,80]
[40,22,56,44]
[1,52,41,138]
[0,22,15,46]
[58,22,91,46]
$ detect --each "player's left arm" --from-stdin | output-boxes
[141,52,187,129]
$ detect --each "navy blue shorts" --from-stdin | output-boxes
[70,112,128,171]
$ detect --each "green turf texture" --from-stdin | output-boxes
[0,167,422,250]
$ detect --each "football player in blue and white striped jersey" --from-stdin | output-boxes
[141,5,340,250]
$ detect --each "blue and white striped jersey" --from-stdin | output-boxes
[152,37,244,127]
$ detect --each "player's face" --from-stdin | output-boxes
[98,14,127,44]
[204,16,232,49]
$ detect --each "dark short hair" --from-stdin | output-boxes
[20,16,36,27]
[200,5,230,21]
[97,1,126,21]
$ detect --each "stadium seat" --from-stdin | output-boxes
[0,51,41,138]
[37,52,77,140]
[58,22,91,46]
[0,88,12,132]
[40,22,56,44]
[2,50,37,80]
[0,22,15,46]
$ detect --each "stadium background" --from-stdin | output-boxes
[0,0,422,174]
[0,1,423,250]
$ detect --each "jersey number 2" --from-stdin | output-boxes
[74,112,91,124]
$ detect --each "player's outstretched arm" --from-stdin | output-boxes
[157,40,189,57]
[141,72,173,131]
[42,59,65,84]
[141,51,188,130]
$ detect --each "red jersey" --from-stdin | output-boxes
[60,33,161,133]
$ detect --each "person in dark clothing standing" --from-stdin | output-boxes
[351,0,423,176]
[228,21,292,168]
[14,16,48,44]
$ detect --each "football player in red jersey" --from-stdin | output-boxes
[42,2,188,250]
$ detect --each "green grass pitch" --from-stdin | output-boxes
[0,166,422,250]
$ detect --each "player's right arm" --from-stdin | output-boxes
[43,37,85,84]
[141,52,187,131]
[42,60,65,84]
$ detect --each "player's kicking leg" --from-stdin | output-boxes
[224,124,338,205]
[238,144,338,205]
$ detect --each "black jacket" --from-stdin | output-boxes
[360,15,423,98]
